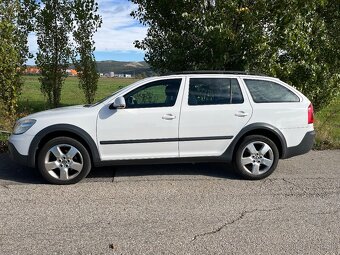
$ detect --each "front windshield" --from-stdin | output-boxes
[84,78,153,107]
[86,88,125,107]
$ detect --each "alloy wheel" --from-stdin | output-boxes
[240,141,274,175]
[44,144,83,181]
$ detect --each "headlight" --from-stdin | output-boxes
[13,119,36,135]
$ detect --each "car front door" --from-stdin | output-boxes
[97,78,184,161]
[179,76,252,157]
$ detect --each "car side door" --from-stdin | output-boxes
[97,78,184,161]
[179,76,252,157]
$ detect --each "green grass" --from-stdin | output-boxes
[19,76,139,113]
[314,96,340,149]
[0,132,10,153]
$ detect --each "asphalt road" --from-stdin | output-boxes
[0,150,339,254]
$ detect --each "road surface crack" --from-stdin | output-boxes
[0,184,9,189]
[191,207,283,241]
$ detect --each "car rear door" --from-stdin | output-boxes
[178,76,252,157]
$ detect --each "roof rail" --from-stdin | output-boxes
[170,70,268,76]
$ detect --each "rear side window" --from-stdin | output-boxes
[244,79,300,103]
[188,78,244,105]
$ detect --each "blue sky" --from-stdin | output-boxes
[27,0,147,64]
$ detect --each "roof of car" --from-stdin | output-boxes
[170,70,269,76]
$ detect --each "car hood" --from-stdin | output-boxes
[22,105,89,120]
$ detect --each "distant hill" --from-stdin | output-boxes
[27,60,154,77]
[95,60,153,76]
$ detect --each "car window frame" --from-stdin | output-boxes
[187,77,244,106]
[243,78,301,104]
[122,78,183,109]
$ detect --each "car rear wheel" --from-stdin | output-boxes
[234,135,279,180]
[37,137,91,184]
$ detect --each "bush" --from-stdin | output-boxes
[313,97,340,149]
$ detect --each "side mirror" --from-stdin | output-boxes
[109,96,126,109]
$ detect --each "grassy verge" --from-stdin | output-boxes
[314,96,340,149]
[0,132,10,153]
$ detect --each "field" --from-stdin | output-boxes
[0,75,339,149]
[19,76,139,113]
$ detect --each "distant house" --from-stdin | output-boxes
[25,67,40,74]
[66,69,78,76]
[102,73,133,78]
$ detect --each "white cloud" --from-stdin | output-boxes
[27,0,147,57]
[94,0,147,52]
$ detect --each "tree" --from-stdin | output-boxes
[249,0,340,111]
[0,0,35,119]
[73,0,102,104]
[35,0,73,108]
[130,0,266,71]
[130,0,339,111]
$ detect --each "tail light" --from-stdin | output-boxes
[308,103,314,124]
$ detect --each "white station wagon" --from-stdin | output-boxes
[9,71,315,184]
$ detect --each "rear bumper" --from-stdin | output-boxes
[283,130,315,159]
[8,142,30,167]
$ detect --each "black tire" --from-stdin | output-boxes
[234,135,279,180]
[37,137,91,184]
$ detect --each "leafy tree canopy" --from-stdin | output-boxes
[73,0,102,104]
[0,0,35,118]
[130,0,340,110]
[36,0,101,107]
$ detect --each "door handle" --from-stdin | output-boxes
[235,111,248,117]
[162,114,176,120]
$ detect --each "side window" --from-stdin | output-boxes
[188,78,244,105]
[244,79,300,103]
[124,79,181,108]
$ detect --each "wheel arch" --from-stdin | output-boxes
[28,124,100,168]
[222,123,287,162]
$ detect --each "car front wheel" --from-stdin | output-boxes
[37,137,91,184]
[234,135,279,180]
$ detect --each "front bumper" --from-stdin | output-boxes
[283,130,316,159]
[8,142,30,167]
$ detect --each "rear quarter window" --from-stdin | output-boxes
[244,79,300,103]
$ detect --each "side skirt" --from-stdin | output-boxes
[94,156,231,167]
